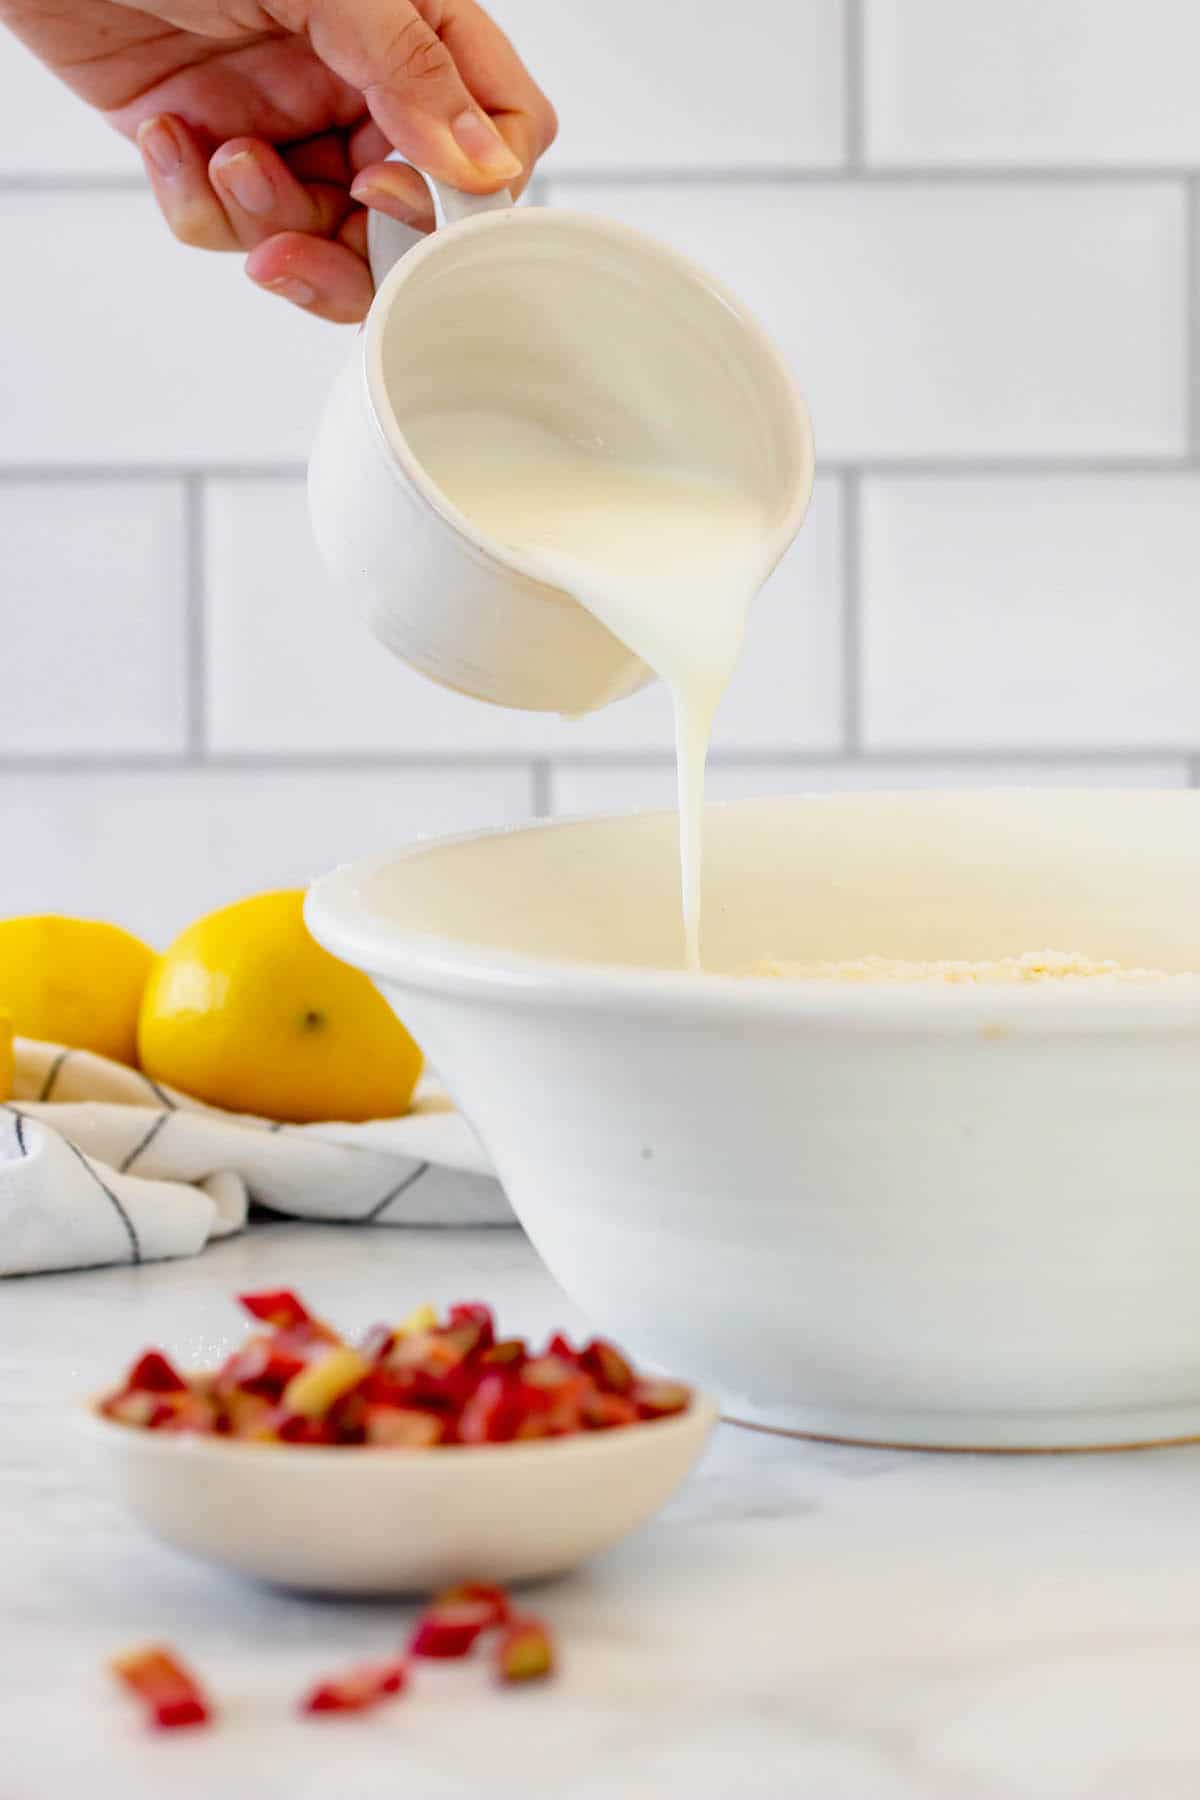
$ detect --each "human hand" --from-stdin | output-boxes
[1,0,556,322]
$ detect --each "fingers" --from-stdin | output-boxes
[332,0,555,237]
[349,159,436,233]
[440,0,558,165]
[209,137,351,246]
[304,0,523,193]
[246,229,374,324]
[137,115,239,252]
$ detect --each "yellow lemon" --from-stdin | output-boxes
[0,916,156,1065]
[0,1010,12,1100]
[138,890,423,1123]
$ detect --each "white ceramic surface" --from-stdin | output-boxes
[307,178,812,716]
[84,1392,716,1595]
[307,789,1200,1451]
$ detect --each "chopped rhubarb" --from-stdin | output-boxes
[238,1288,314,1331]
[632,1379,691,1419]
[100,1290,690,1448]
[301,1656,407,1716]
[433,1583,510,1628]
[583,1392,640,1430]
[496,1619,555,1685]
[580,1338,635,1396]
[359,1322,396,1363]
[281,1348,369,1419]
[364,1406,443,1448]
[409,1598,499,1659]
[125,1350,189,1394]
[215,1335,307,1399]
[457,1373,550,1445]
[396,1302,438,1335]
[447,1301,495,1350]
[111,1644,212,1730]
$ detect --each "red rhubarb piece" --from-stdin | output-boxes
[579,1338,635,1396]
[496,1619,555,1685]
[238,1288,313,1330]
[432,1583,510,1628]
[480,1338,526,1367]
[301,1656,407,1716]
[409,1599,498,1659]
[364,1405,444,1448]
[447,1301,495,1350]
[126,1350,189,1394]
[359,1322,396,1363]
[632,1378,692,1419]
[111,1644,212,1731]
[457,1373,551,1444]
[583,1392,640,1430]
[215,1335,308,1399]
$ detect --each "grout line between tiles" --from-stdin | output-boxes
[1187,178,1200,457]
[840,471,862,752]
[530,759,552,817]
[2,457,1195,483]
[182,476,206,759]
[0,749,1193,776]
[844,0,865,170]
[541,164,1196,188]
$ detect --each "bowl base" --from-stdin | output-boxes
[722,1398,1200,1455]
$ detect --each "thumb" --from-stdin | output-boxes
[299,0,523,191]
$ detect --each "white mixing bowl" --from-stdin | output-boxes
[306,791,1200,1451]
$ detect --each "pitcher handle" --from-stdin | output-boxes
[367,158,512,289]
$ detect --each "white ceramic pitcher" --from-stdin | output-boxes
[308,169,814,716]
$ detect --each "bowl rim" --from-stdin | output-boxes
[304,791,1200,1032]
[81,1388,719,1470]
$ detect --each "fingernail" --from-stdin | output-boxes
[137,116,181,178]
[262,276,316,307]
[450,108,522,178]
[213,150,275,216]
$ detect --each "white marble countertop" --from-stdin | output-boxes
[7,1222,1200,1799]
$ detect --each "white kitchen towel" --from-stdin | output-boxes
[1,1039,510,1278]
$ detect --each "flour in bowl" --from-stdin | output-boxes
[742,950,1170,984]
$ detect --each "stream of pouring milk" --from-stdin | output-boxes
[404,411,774,969]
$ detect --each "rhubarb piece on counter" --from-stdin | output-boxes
[281,1347,369,1420]
[111,1644,212,1731]
[301,1656,408,1716]
[409,1597,501,1659]
[432,1583,510,1629]
[496,1619,555,1685]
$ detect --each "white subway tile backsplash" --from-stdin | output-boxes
[544,181,1186,460]
[866,0,1200,168]
[0,191,345,467]
[0,766,533,946]
[204,475,843,756]
[0,32,134,175]
[550,758,1190,817]
[862,477,1200,751]
[491,0,845,171]
[0,480,186,753]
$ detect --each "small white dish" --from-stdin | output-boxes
[83,1396,717,1595]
